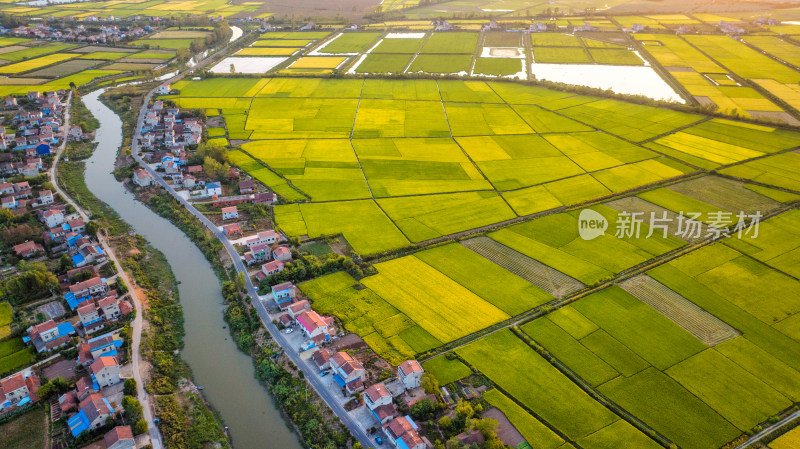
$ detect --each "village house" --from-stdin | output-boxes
[104,426,135,449]
[67,393,115,437]
[364,382,393,410]
[77,301,103,328]
[384,416,426,449]
[26,319,76,353]
[1,195,15,209]
[90,356,121,388]
[37,189,54,206]
[296,310,335,344]
[287,299,310,319]
[245,230,278,248]
[222,223,242,237]
[0,372,40,407]
[255,260,285,281]
[239,179,254,193]
[42,209,64,228]
[330,351,365,394]
[271,282,296,309]
[272,245,292,262]
[221,206,239,220]
[13,240,44,258]
[133,168,154,187]
[311,348,331,371]
[69,276,108,299]
[98,296,121,320]
[244,243,271,265]
[398,360,424,390]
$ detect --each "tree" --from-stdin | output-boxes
[455,400,474,420]
[57,254,73,274]
[472,417,498,439]
[445,436,463,449]
[37,377,70,399]
[438,415,452,431]
[86,220,99,236]
[421,372,439,396]
[230,63,236,74]
[410,397,436,421]
[122,395,143,423]
[235,271,246,292]
[123,378,137,396]
[203,156,230,181]
[134,419,149,435]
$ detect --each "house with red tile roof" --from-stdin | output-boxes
[287,300,310,319]
[272,245,292,262]
[104,426,135,449]
[331,351,365,394]
[0,372,39,406]
[384,416,426,449]
[90,356,120,388]
[221,206,238,220]
[255,260,285,282]
[364,382,393,411]
[223,223,242,237]
[13,240,44,258]
[311,348,331,371]
[296,310,334,343]
[398,360,424,390]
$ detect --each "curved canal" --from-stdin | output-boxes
[81,89,302,449]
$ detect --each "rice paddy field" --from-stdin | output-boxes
[162,32,800,445]
[0,36,174,95]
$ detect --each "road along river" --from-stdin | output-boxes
[81,89,302,449]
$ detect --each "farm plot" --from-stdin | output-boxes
[255,78,363,98]
[533,46,591,64]
[316,32,380,54]
[460,236,584,298]
[105,62,158,71]
[530,33,582,46]
[361,79,441,100]
[77,51,131,60]
[240,139,370,201]
[472,58,524,77]
[588,49,643,65]
[720,152,800,192]
[274,200,409,254]
[685,35,800,84]
[0,43,77,62]
[170,77,271,97]
[619,275,740,345]
[422,355,472,385]
[0,302,10,339]
[236,47,300,56]
[0,339,34,373]
[554,98,702,142]
[245,97,358,139]
[723,210,800,278]
[742,36,800,67]
[444,102,533,136]
[414,243,552,315]
[131,38,197,49]
[363,256,510,343]
[0,53,77,74]
[482,389,565,449]
[408,54,472,74]
[352,138,492,197]
[420,32,480,53]
[150,30,210,39]
[488,205,686,285]
[438,80,502,102]
[287,56,348,70]
[646,118,800,168]
[377,192,515,241]
[458,329,641,443]
[370,35,425,53]
[253,39,314,47]
[354,53,413,74]
[26,58,102,77]
[352,99,450,137]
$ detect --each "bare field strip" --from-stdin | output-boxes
[461,236,584,298]
[605,196,709,244]
[619,275,740,346]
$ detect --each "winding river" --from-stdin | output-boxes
[81,90,302,449]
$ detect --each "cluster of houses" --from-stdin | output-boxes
[238,229,292,268]
[0,23,147,44]
[140,98,202,152]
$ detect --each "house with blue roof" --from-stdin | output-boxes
[36,143,51,155]
[271,282,296,309]
[24,319,76,353]
[68,393,114,437]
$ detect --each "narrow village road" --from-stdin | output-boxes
[51,89,163,449]
[737,410,800,449]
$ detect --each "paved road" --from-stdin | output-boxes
[124,33,378,449]
[737,410,800,449]
[51,91,163,449]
